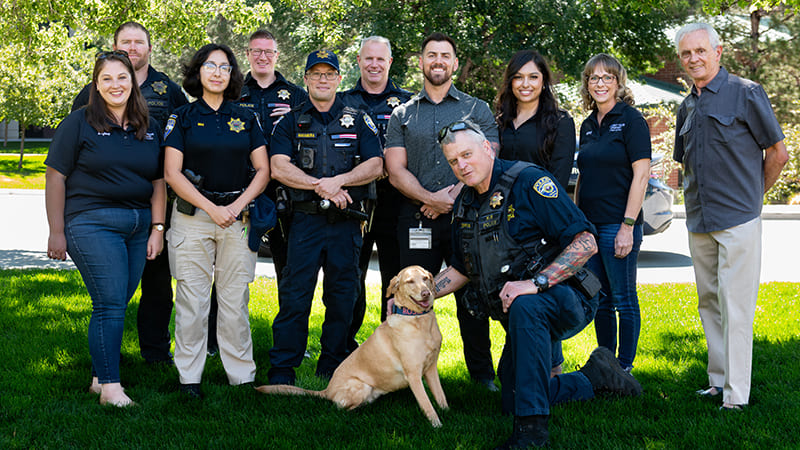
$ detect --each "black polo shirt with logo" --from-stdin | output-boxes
[46,109,164,221]
[236,71,308,138]
[164,99,266,193]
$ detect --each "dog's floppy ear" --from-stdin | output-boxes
[387,274,400,298]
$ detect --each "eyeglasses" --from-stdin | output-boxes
[437,120,481,143]
[588,74,616,85]
[248,48,278,58]
[96,50,129,60]
[306,71,339,81]
[201,61,233,74]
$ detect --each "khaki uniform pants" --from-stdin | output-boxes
[688,216,761,405]
[167,204,257,385]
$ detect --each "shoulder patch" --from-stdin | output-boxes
[164,114,177,138]
[363,114,378,135]
[533,176,558,199]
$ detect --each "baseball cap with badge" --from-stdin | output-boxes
[305,49,340,72]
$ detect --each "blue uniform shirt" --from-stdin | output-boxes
[451,159,595,275]
[236,71,308,139]
[270,97,383,166]
[46,109,164,221]
[164,98,266,192]
[341,78,413,147]
[577,101,651,225]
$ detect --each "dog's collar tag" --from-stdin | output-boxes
[392,304,431,316]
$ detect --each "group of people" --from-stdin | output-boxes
[43,19,787,448]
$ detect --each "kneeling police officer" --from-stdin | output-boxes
[267,50,383,384]
[431,121,642,448]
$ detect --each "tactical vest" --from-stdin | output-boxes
[288,105,367,203]
[454,162,560,320]
[140,72,174,126]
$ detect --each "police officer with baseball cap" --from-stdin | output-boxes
[267,49,383,384]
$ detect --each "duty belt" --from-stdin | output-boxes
[201,189,245,206]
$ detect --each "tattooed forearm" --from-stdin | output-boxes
[539,231,597,286]
[434,266,469,298]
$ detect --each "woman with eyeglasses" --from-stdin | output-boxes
[164,44,269,398]
[494,50,575,188]
[45,50,167,407]
[576,53,651,373]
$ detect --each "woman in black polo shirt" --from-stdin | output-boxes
[495,49,576,377]
[577,53,651,373]
[164,44,268,397]
[495,50,575,188]
[45,50,166,407]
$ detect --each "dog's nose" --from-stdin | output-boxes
[421,289,431,298]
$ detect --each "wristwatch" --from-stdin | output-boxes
[622,217,636,226]
[533,273,549,292]
[151,223,165,232]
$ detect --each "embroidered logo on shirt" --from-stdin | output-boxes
[145,132,155,141]
[164,114,177,138]
[507,204,516,221]
[363,114,378,135]
[151,80,167,95]
[387,96,401,108]
[340,114,355,128]
[97,132,111,136]
[609,123,626,132]
[278,89,290,100]
[533,176,558,199]
[489,192,504,208]
[228,118,245,133]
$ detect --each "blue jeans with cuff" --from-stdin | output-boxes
[66,207,151,384]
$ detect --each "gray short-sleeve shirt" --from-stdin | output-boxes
[385,84,498,192]
[674,67,784,233]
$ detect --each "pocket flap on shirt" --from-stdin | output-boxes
[708,113,735,126]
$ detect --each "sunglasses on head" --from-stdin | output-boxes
[437,120,481,143]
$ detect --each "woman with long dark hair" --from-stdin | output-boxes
[46,50,166,407]
[495,49,575,188]
[577,53,651,372]
[164,44,269,398]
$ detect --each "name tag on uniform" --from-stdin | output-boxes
[409,227,432,250]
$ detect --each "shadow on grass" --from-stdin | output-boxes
[0,155,47,176]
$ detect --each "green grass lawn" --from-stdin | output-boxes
[0,154,47,189]
[1,270,799,449]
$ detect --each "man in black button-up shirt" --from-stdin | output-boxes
[674,22,788,411]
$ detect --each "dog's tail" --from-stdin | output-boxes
[255,384,327,398]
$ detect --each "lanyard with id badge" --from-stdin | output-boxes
[409,217,432,250]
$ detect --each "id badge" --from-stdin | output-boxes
[409,227,432,250]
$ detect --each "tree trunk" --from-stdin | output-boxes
[18,125,25,170]
[749,9,766,80]
[3,120,8,147]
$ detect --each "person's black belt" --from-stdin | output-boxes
[201,189,244,206]
[294,200,367,222]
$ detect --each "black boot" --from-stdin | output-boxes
[495,415,549,449]
[579,347,642,396]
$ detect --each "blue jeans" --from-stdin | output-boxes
[497,284,598,416]
[586,223,642,369]
[66,207,151,384]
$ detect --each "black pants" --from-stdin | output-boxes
[395,201,495,381]
[137,247,174,362]
[346,214,401,352]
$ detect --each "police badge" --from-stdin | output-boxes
[340,114,355,128]
[533,176,558,198]
[489,192,504,208]
[151,80,168,95]
[228,118,245,133]
[278,89,290,100]
[387,96,401,108]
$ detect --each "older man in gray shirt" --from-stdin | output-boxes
[385,32,499,390]
[674,22,788,411]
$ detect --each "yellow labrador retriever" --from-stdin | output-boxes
[256,265,449,427]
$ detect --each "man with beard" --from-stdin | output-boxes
[384,32,499,390]
[341,36,412,350]
[72,21,187,365]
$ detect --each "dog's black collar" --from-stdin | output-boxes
[392,304,431,316]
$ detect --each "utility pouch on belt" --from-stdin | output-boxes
[567,268,602,299]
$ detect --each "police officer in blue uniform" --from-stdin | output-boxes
[432,121,642,448]
[71,21,187,365]
[236,30,308,280]
[341,36,413,350]
[267,50,384,384]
